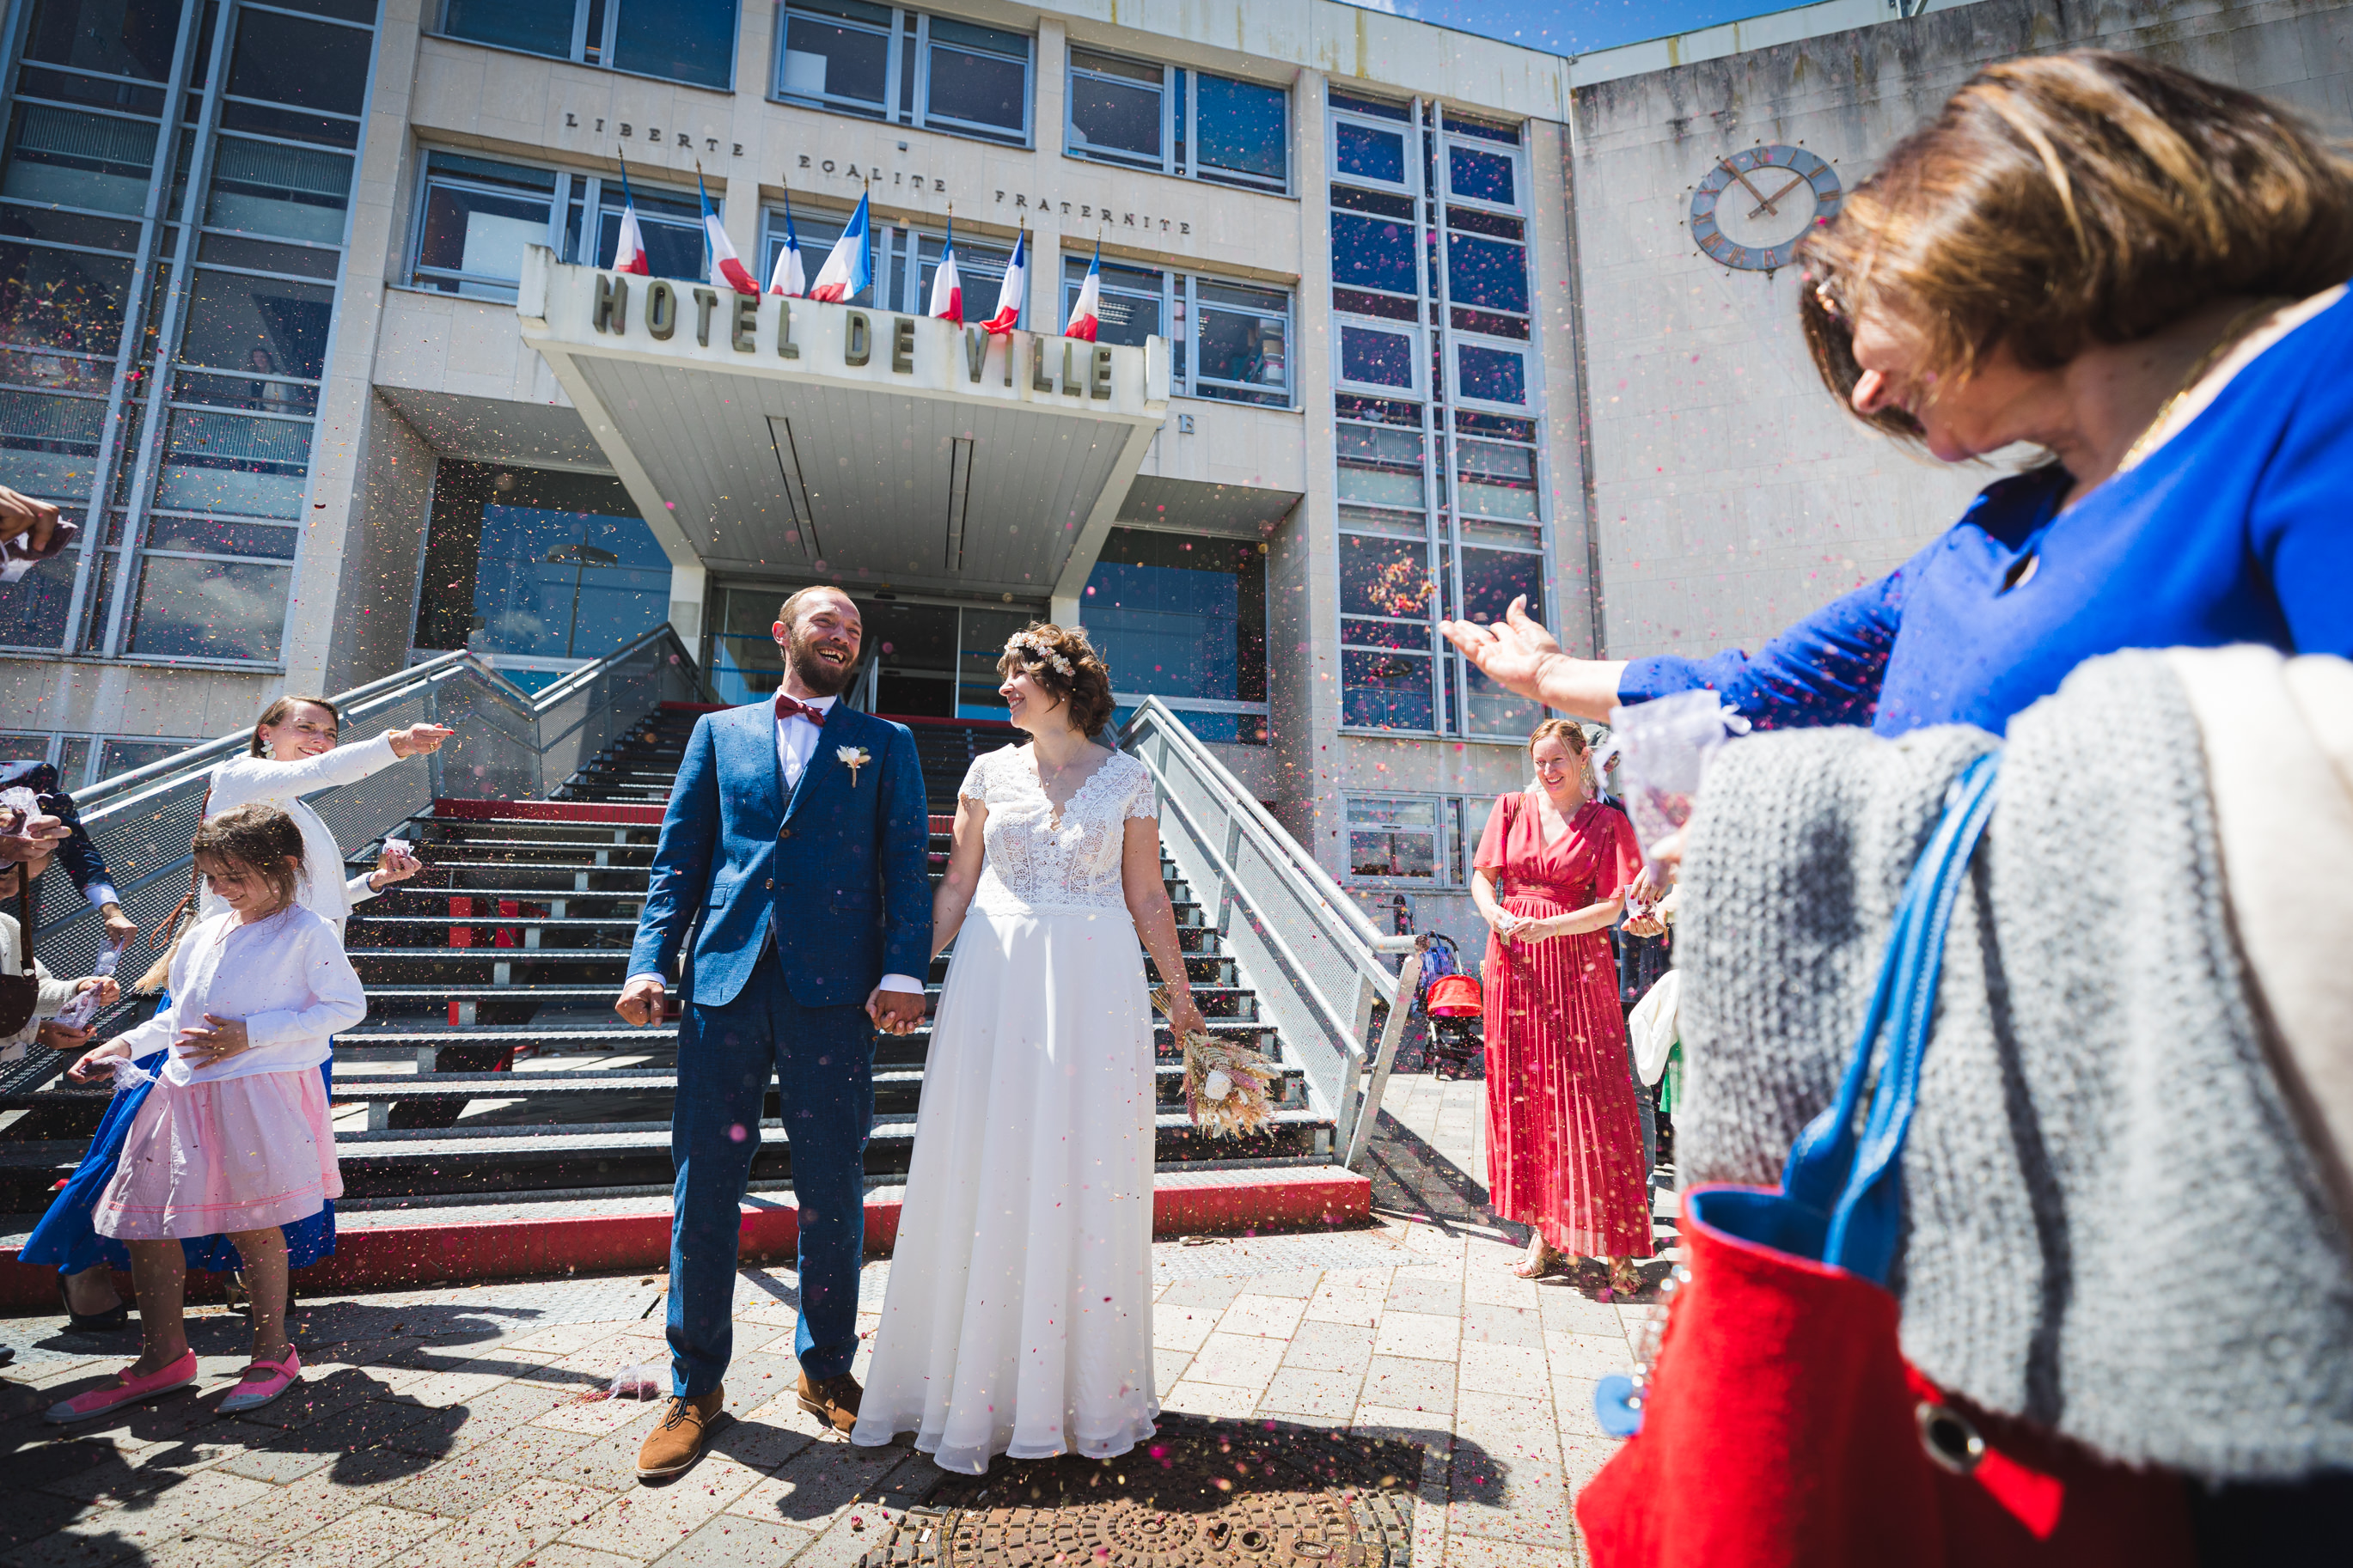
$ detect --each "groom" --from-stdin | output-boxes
[616,586,931,1480]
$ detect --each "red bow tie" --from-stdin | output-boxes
[775,694,828,726]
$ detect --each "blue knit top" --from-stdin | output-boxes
[1619,290,2353,735]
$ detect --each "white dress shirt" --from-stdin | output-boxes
[628,694,921,997]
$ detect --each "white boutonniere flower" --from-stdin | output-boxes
[838,745,871,786]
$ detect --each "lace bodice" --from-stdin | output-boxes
[959,745,1158,915]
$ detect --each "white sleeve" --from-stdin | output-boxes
[956,751,991,805]
[241,923,368,1053]
[1123,763,1158,822]
[346,871,379,906]
[208,732,400,808]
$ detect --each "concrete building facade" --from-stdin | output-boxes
[0,0,2344,939]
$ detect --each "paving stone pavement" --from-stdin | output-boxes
[2,1073,1659,1568]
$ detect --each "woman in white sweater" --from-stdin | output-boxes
[199,694,451,931]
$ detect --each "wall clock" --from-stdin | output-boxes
[1690,145,1843,272]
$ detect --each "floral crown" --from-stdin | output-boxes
[1005,631,1077,678]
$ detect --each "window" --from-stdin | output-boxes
[409,153,557,299]
[1329,186,1419,298]
[1452,337,1531,411]
[1189,282,1289,407]
[439,0,738,91]
[413,463,669,688]
[1065,51,1287,193]
[1082,528,1268,744]
[1325,97,1547,740]
[407,153,706,300]
[1329,90,1414,196]
[1346,796,1470,885]
[1061,254,1163,347]
[0,0,380,668]
[1060,256,1293,407]
[762,204,856,302]
[775,3,1030,146]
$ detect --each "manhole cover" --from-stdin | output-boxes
[861,1417,1417,1567]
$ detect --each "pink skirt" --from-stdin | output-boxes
[94,1068,342,1241]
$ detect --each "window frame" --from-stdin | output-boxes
[1342,791,1472,889]
[1327,104,1418,198]
[1056,254,1298,410]
[773,3,1033,149]
[434,0,741,94]
[1332,314,1427,401]
[1446,332,1536,417]
[404,148,709,301]
[1062,48,1290,196]
[406,152,561,300]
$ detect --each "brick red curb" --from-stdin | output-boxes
[0,1170,1369,1306]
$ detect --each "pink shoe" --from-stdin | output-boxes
[44,1350,199,1423]
[219,1345,302,1413]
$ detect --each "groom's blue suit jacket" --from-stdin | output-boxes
[627,700,932,1010]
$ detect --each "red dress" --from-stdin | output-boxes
[1475,790,1653,1259]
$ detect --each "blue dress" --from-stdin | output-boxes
[1620,291,2353,735]
[21,1029,336,1277]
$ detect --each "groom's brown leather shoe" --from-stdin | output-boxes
[797,1370,862,1433]
[635,1387,723,1481]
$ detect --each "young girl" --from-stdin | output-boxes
[45,803,365,1422]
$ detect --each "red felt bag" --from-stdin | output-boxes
[1574,756,2193,1567]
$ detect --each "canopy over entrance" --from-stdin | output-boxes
[515,247,1170,621]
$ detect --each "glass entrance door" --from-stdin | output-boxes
[706,584,1041,711]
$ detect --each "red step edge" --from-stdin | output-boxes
[431,798,665,825]
[0,1170,1369,1305]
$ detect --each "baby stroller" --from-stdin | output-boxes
[1415,933,1485,1079]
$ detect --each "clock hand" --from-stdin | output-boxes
[1720,159,1779,214]
[1747,172,1809,221]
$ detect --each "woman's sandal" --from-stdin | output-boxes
[1605,1259,1648,1298]
[219,1345,303,1415]
[1511,1239,1567,1280]
[43,1350,199,1423]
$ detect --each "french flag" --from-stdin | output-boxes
[611,156,650,276]
[982,229,1025,335]
[1066,239,1102,343]
[767,192,806,297]
[809,191,871,303]
[697,173,759,297]
[928,214,963,326]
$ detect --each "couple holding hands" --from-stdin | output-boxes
[615,586,1196,1480]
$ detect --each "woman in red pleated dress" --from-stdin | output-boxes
[1470,717,1653,1293]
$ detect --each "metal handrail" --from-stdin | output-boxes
[1120,696,1416,1167]
[71,648,482,811]
[1121,697,1412,974]
[26,626,713,1046]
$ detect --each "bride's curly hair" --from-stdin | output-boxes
[998,623,1117,738]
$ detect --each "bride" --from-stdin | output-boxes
[851,623,1207,1473]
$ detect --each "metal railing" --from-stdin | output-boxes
[1121,698,1421,1169]
[29,625,713,1022]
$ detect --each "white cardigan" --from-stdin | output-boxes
[201,733,400,934]
[116,905,365,1087]
[0,910,76,1065]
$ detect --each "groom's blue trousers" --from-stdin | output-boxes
[668,954,874,1396]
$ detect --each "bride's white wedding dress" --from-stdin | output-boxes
[850,743,1161,1473]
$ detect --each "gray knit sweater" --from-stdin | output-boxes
[1677,650,2353,1481]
